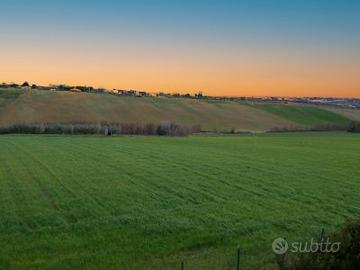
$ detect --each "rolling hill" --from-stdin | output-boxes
[0,89,358,132]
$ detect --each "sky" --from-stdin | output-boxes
[0,0,359,97]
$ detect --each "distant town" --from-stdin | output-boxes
[1,81,359,109]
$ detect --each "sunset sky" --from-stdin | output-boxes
[1,0,359,97]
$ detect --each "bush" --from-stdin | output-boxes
[310,124,347,132]
[269,124,347,133]
[348,121,360,133]
[272,220,360,270]
[268,126,307,133]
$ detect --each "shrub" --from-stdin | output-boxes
[0,122,201,136]
[269,124,347,133]
[348,121,360,133]
[268,126,306,133]
[272,220,360,270]
[310,124,347,132]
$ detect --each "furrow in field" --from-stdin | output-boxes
[57,140,161,200]
[73,139,309,213]
[73,140,233,204]
[0,141,49,231]
[0,134,359,270]
[0,141,23,229]
[67,139,308,231]
[139,140,356,208]
[40,138,166,219]
[118,139,360,219]
[132,138,359,217]
[121,143,290,199]
[7,145,60,213]
[5,140,79,227]
[14,137,114,218]
[8,139,79,199]
[64,140,216,208]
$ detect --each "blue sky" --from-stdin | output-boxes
[1,0,359,96]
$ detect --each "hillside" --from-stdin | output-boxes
[249,104,351,127]
[0,89,358,132]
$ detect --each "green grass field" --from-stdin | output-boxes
[249,104,351,127]
[0,133,359,269]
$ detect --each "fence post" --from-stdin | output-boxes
[236,248,240,270]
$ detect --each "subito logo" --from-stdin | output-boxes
[272,238,289,255]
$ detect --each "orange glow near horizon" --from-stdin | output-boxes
[1,40,359,98]
[1,1,360,98]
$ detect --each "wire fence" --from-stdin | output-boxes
[173,248,261,270]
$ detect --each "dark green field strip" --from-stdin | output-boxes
[0,133,359,269]
[250,104,351,127]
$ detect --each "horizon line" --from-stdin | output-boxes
[1,80,359,99]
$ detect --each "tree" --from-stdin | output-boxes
[195,91,203,99]
[22,81,30,87]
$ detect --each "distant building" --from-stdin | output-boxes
[128,90,136,96]
[69,88,81,93]
[137,91,149,97]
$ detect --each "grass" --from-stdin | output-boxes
[251,104,351,127]
[0,89,23,109]
[324,106,360,122]
[0,91,22,100]
[0,133,359,269]
[1,88,358,132]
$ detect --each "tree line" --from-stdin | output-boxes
[0,122,201,136]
